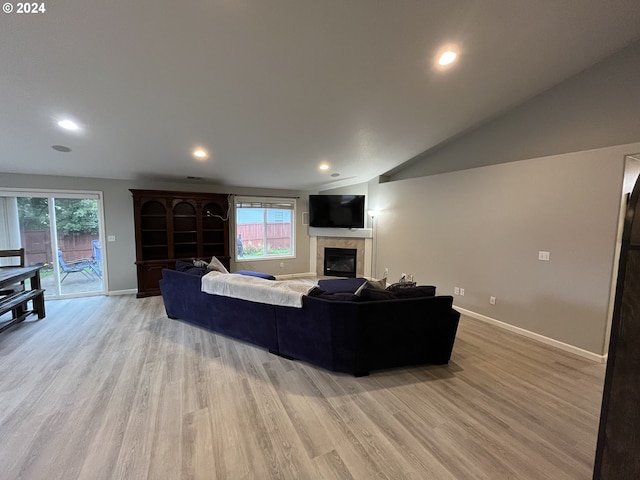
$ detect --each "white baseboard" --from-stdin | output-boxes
[455,306,608,364]
[107,289,137,296]
[275,272,316,280]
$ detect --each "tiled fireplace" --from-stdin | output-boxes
[316,237,365,277]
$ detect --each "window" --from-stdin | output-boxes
[235,196,295,261]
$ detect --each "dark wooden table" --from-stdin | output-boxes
[0,265,46,333]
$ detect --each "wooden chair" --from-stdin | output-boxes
[0,248,25,294]
[0,248,25,267]
[0,248,27,318]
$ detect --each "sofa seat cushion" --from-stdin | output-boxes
[235,270,276,280]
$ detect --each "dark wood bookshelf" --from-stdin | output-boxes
[131,189,230,297]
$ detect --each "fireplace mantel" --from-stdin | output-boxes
[308,227,372,239]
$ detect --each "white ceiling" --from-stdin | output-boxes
[2,1,640,191]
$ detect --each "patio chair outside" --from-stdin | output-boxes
[91,240,102,275]
[58,250,101,283]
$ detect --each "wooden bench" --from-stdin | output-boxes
[0,288,45,333]
[0,263,46,334]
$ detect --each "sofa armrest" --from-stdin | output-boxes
[275,296,368,375]
[359,295,459,370]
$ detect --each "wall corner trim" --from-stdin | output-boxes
[455,306,608,363]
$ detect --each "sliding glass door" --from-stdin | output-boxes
[0,189,106,298]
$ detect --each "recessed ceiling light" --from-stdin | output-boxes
[192,148,209,160]
[438,51,457,66]
[435,44,460,69]
[319,162,330,171]
[52,145,72,152]
[57,119,80,131]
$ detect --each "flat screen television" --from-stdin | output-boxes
[308,194,365,228]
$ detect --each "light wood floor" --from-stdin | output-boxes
[0,295,605,479]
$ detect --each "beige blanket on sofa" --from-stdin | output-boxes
[201,271,315,308]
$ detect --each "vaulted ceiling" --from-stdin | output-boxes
[1,1,640,190]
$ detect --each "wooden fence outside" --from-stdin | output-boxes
[22,230,98,265]
[23,223,291,264]
[237,223,291,251]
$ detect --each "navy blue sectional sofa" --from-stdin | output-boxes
[159,268,460,376]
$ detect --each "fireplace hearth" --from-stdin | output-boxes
[324,247,357,277]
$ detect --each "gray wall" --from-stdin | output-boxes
[0,174,310,292]
[368,38,640,356]
[374,144,639,355]
[386,39,640,181]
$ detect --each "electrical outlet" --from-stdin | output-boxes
[538,251,550,261]
[383,268,388,278]
[490,296,496,305]
[279,262,284,268]
[459,288,465,296]
[454,286,460,295]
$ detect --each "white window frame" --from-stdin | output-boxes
[0,187,107,298]
[234,196,296,262]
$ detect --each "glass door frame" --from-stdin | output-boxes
[0,187,107,298]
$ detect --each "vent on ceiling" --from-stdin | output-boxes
[52,145,72,152]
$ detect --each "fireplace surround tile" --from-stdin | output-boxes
[317,237,365,277]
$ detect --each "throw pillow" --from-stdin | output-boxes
[174,261,208,276]
[235,270,276,280]
[368,276,387,289]
[175,260,194,272]
[193,259,209,268]
[207,256,229,274]
[354,277,387,296]
[307,286,326,297]
[185,267,208,276]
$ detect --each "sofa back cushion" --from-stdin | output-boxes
[317,277,367,293]
[387,285,436,298]
[307,287,359,302]
[175,260,208,276]
[358,288,397,301]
